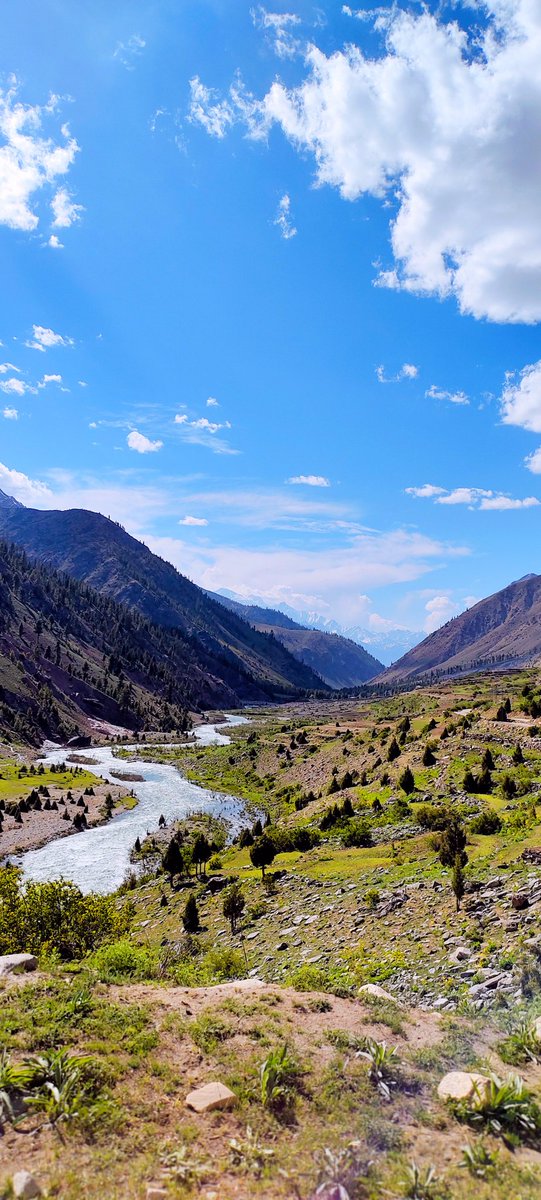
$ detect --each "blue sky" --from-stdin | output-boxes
[1,0,541,636]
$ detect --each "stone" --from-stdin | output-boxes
[12,1172,41,1199]
[185,1081,236,1113]
[146,1189,168,1200]
[0,953,37,977]
[358,983,398,1004]
[511,893,529,910]
[448,946,471,964]
[437,1071,490,1105]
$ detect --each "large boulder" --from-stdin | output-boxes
[12,1172,41,1199]
[0,953,37,977]
[437,1071,490,1105]
[358,983,399,1004]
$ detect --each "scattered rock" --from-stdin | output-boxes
[511,893,529,910]
[0,953,37,977]
[448,946,471,964]
[12,1172,41,1199]
[437,1071,490,1105]
[358,983,398,1004]
[185,1081,236,1113]
[146,1189,168,1200]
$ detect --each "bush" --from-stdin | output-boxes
[0,869,131,960]
[415,804,449,831]
[342,818,372,848]
[470,811,502,834]
[91,940,156,982]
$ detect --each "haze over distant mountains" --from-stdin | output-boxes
[207,592,383,688]
[215,589,421,666]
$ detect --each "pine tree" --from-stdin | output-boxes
[387,737,401,762]
[250,833,276,879]
[512,743,524,765]
[162,836,184,884]
[451,853,465,912]
[398,765,415,794]
[437,816,468,869]
[422,745,436,767]
[183,894,199,933]
[481,747,495,772]
[223,883,245,934]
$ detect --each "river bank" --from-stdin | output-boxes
[19,714,250,893]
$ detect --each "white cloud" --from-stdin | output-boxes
[0,85,79,233]
[51,186,84,228]
[501,360,541,433]
[114,34,146,69]
[0,377,27,395]
[143,526,467,625]
[478,494,539,510]
[2,406,18,420]
[47,234,63,249]
[407,483,539,510]
[251,7,302,59]
[0,363,19,374]
[376,362,418,383]
[274,193,297,240]
[202,0,541,323]
[405,484,446,499]
[426,384,469,406]
[206,396,219,407]
[127,430,163,454]
[424,594,460,634]
[0,462,52,504]
[178,515,209,526]
[174,412,237,454]
[37,373,62,389]
[188,78,235,139]
[78,380,87,388]
[26,325,73,351]
[287,475,330,487]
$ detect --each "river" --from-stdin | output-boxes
[20,715,249,895]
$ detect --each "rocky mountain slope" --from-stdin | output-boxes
[207,591,383,687]
[0,538,245,742]
[381,573,541,683]
[0,491,327,704]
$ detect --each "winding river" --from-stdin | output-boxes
[20,715,248,895]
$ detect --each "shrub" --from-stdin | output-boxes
[91,940,156,982]
[469,811,502,834]
[342,818,372,848]
[453,1072,541,1145]
[415,804,448,831]
[183,894,200,933]
[398,766,415,794]
[0,869,131,960]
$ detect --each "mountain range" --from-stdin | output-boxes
[214,589,421,665]
[207,591,383,688]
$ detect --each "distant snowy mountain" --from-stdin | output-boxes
[214,590,422,666]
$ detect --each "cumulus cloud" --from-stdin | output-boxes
[405,484,446,499]
[47,234,63,249]
[251,7,302,59]
[51,186,84,228]
[274,193,297,239]
[114,34,146,69]
[407,483,539,510]
[26,325,73,351]
[501,360,541,433]
[424,594,460,634]
[206,396,219,407]
[0,85,80,233]
[0,462,52,503]
[174,412,237,454]
[197,0,541,323]
[287,475,330,487]
[426,384,469,406]
[2,406,18,420]
[127,429,163,454]
[178,515,208,526]
[0,377,28,396]
[376,362,418,383]
[37,373,62,389]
